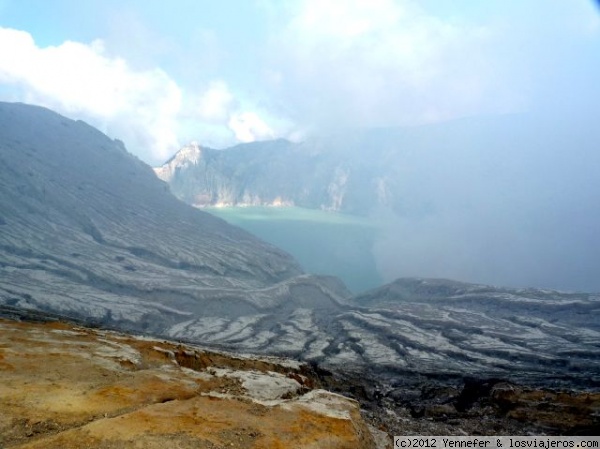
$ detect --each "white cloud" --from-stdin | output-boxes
[228,111,275,143]
[195,80,235,122]
[0,27,292,161]
[0,27,182,163]
[267,0,522,128]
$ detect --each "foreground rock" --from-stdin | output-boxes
[2,310,598,442]
[328,373,600,436]
[0,318,384,448]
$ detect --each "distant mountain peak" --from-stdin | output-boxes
[176,141,203,163]
[155,141,203,182]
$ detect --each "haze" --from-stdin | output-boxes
[1,0,599,292]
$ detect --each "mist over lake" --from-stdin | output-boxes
[206,206,383,293]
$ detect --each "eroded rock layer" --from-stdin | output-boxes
[0,318,383,449]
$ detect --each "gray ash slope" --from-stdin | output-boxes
[0,101,348,333]
[349,278,600,387]
[1,102,599,391]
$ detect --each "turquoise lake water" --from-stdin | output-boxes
[206,207,383,293]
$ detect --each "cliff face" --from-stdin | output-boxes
[153,138,381,213]
[152,117,534,215]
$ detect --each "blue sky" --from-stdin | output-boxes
[0,0,599,164]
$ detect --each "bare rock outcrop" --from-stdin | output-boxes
[0,318,384,448]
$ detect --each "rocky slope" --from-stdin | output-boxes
[2,308,598,439]
[0,316,384,448]
[0,102,349,335]
[351,278,600,385]
[167,278,600,391]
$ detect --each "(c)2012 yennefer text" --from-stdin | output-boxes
[394,437,600,449]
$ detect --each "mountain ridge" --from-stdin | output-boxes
[0,101,349,332]
[2,102,600,436]
[153,114,537,214]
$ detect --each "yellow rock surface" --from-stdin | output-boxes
[0,319,382,448]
